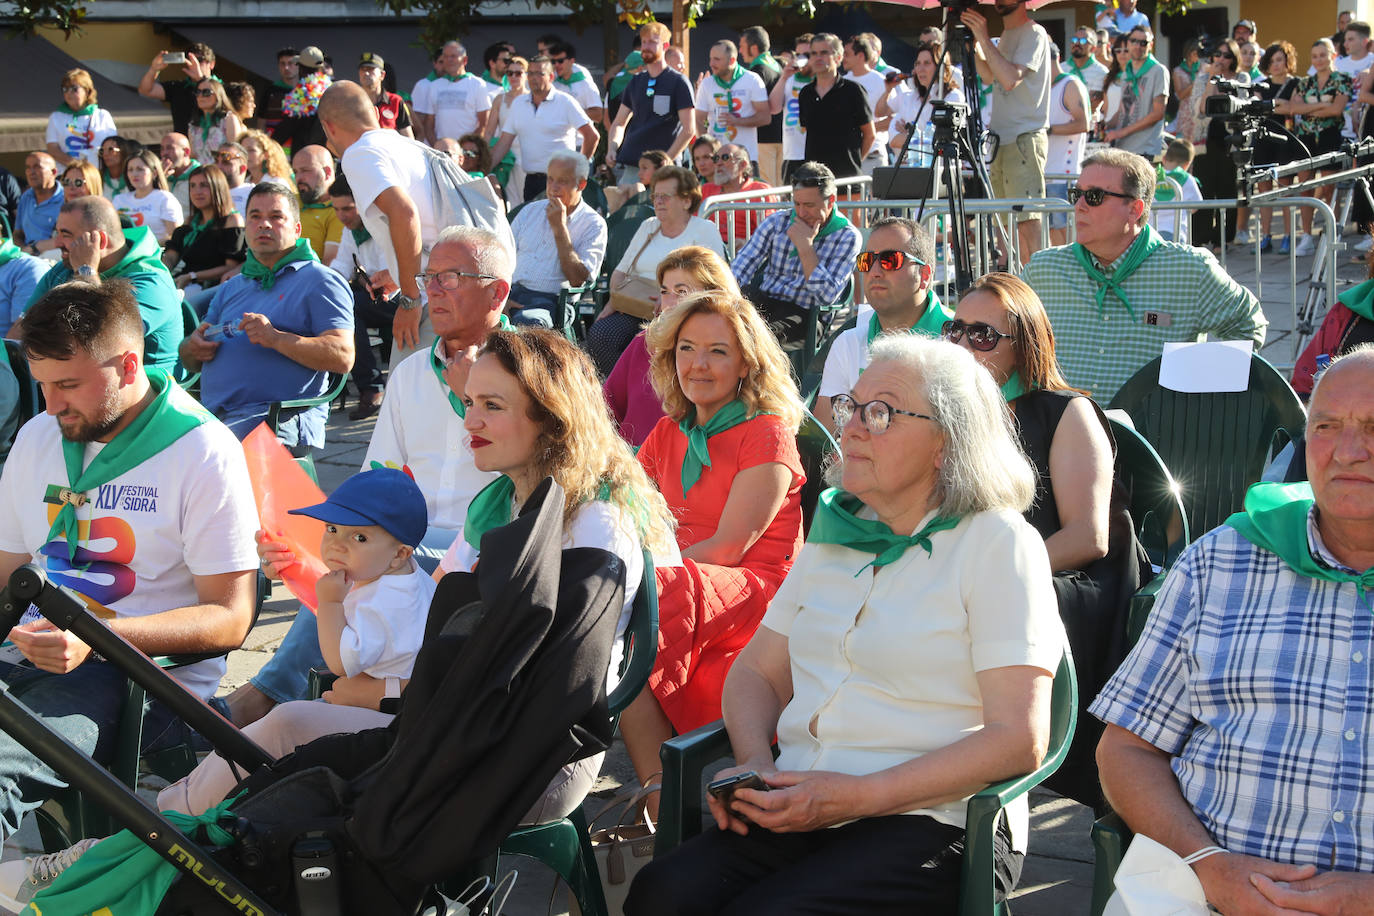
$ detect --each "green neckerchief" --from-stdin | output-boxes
[1156,165,1190,202]
[679,399,751,493]
[240,237,317,290]
[792,71,815,85]
[47,369,210,565]
[785,208,852,258]
[101,225,168,282]
[271,79,293,90]
[1052,70,1070,87]
[754,51,781,75]
[556,69,588,86]
[180,211,211,251]
[874,56,892,72]
[301,201,331,210]
[167,159,199,189]
[58,102,98,117]
[865,290,949,347]
[351,225,372,246]
[425,71,458,83]
[809,488,962,574]
[463,475,516,552]
[198,108,222,147]
[1179,59,1201,82]
[1248,66,1262,82]
[1000,371,1030,401]
[481,68,510,90]
[1072,224,1163,321]
[1122,54,1161,94]
[712,64,746,91]
[1337,276,1374,321]
[1064,58,1091,84]
[429,314,512,417]
[1226,482,1374,592]
[104,172,127,195]
[0,240,23,269]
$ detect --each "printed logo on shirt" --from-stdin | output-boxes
[784,82,807,134]
[708,92,741,142]
[40,505,136,614]
[93,483,160,513]
[61,121,96,159]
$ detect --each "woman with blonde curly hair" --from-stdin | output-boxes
[240,129,292,183]
[621,290,806,817]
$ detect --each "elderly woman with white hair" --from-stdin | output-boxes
[625,335,1066,915]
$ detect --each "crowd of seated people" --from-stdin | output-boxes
[1,15,1372,914]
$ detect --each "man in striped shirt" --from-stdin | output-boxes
[1092,346,1374,912]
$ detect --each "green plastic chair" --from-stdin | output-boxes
[1089,812,1132,916]
[654,649,1078,916]
[4,339,41,424]
[1107,418,1190,572]
[796,278,855,380]
[1108,353,1306,541]
[797,407,839,534]
[608,204,654,230]
[798,312,858,408]
[491,548,661,916]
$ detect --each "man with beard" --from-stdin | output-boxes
[160,132,199,214]
[291,145,343,263]
[962,0,1053,259]
[214,141,253,214]
[700,142,770,245]
[606,22,696,188]
[1064,26,1109,106]
[0,278,257,865]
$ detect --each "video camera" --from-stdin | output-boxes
[1203,77,1274,119]
[931,100,968,138]
[940,0,980,12]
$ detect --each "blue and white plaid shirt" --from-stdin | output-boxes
[730,209,861,311]
[1091,513,1374,871]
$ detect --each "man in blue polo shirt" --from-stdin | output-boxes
[606,21,695,188]
[15,153,62,255]
[179,179,354,455]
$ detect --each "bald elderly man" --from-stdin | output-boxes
[160,132,199,214]
[291,145,343,263]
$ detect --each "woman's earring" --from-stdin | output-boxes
[737,377,744,395]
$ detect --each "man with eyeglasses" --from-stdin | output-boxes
[700,143,770,245]
[549,41,605,127]
[159,132,199,215]
[607,22,696,188]
[490,56,599,202]
[694,40,770,175]
[1022,149,1265,402]
[796,33,874,180]
[731,160,862,349]
[358,52,414,139]
[1064,26,1109,106]
[1103,27,1168,160]
[814,217,951,432]
[214,142,253,214]
[179,180,354,454]
[961,0,1053,259]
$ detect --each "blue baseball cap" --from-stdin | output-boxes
[288,467,428,547]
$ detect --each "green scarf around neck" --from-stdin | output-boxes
[180,211,212,252]
[712,64,746,91]
[198,109,220,147]
[241,238,318,290]
[429,314,512,417]
[786,208,852,259]
[557,69,588,85]
[1122,54,1161,94]
[1000,371,1030,401]
[47,369,209,565]
[463,475,516,552]
[351,225,372,246]
[1072,223,1163,321]
[865,290,949,348]
[754,51,782,75]
[101,226,169,283]
[1226,482,1374,592]
[679,399,752,493]
[426,71,458,83]
[481,68,510,90]
[1180,59,1201,81]
[1065,57,1093,84]
[809,488,962,574]
[58,102,98,118]
[167,160,199,188]
[0,240,24,269]
[1337,276,1374,322]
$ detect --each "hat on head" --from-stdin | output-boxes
[288,467,428,547]
[298,46,326,68]
[359,51,386,70]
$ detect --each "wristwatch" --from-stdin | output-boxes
[75,265,96,279]
[395,293,423,311]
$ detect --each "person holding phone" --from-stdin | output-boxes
[625,334,1064,914]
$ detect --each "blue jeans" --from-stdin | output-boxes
[0,659,191,840]
[508,282,560,330]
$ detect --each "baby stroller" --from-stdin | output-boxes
[0,478,625,915]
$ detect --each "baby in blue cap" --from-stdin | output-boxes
[288,467,436,692]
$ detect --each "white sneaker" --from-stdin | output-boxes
[1295,234,1317,257]
[1234,229,1252,245]
[1356,236,1374,252]
[0,838,99,911]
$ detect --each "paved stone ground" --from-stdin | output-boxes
[2,237,1364,914]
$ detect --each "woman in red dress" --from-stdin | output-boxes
[621,290,806,817]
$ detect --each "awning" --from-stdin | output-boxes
[0,35,171,153]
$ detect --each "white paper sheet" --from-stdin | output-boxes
[1158,340,1253,393]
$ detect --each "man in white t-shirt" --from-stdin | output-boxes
[159,133,198,214]
[490,56,599,202]
[0,278,257,842]
[842,33,893,175]
[320,81,440,367]
[415,41,491,145]
[1335,22,1373,139]
[549,41,605,126]
[1064,26,1109,107]
[770,33,815,183]
[410,48,446,145]
[213,141,253,214]
[694,40,771,169]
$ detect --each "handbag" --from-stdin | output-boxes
[578,778,660,915]
[608,227,662,321]
[1103,834,1222,915]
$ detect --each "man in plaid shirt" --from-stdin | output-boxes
[1022,149,1266,403]
[732,161,861,349]
[1092,348,1374,913]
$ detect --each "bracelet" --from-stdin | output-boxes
[1182,845,1227,866]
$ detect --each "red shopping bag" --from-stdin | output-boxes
[242,423,329,612]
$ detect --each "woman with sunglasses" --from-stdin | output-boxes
[1098,36,1131,140]
[188,79,244,166]
[945,273,1148,810]
[1191,39,1250,251]
[625,334,1062,915]
[1168,38,1206,144]
[58,160,102,202]
[46,69,117,168]
[1284,38,1350,257]
[619,290,805,821]
[483,56,528,203]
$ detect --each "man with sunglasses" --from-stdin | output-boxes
[814,217,951,431]
[549,41,605,128]
[1022,149,1265,402]
[730,160,862,349]
[700,143,770,244]
[1103,27,1168,160]
[1064,26,1108,106]
[490,56,599,202]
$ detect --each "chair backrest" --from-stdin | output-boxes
[1108,353,1307,541]
[606,548,659,720]
[4,339,40,426]
[797,407,839,535]
[581,179,610,217]
[798,311,859,407]
[608,204,654,230]
[602,216,649,284]
[1107,417,1190,570]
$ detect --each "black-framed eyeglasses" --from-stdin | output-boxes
[1068,185,1136,207]
[856,249,924,272]
[831,394,936,435]
[416,269,498,290]
[1127,37,1150,46]
[550,57,568,64]
[195,88,216,97]
[941,319,1016,352]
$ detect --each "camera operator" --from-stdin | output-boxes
[328,174,397,419]
[1191,39,1250,251]
[961,0,1053,260]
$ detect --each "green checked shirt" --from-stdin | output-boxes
[1022,239,1267,403]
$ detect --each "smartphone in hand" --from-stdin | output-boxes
[707,771,770,807]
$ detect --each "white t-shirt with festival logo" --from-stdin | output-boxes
[420,73,493,142]
[781,74,812,161]
[0,399,260,698]
[694,69,770,160]
[111,189,184,239]
[45,108,117,166]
